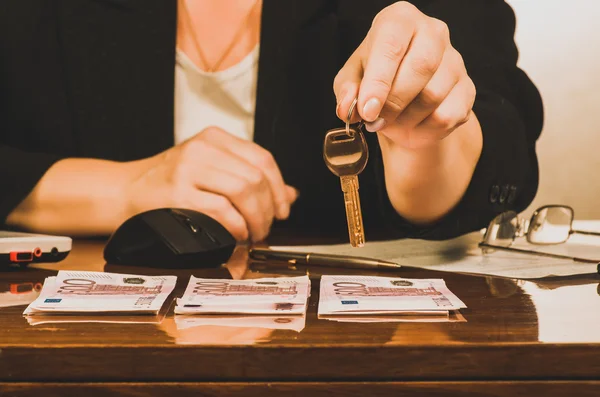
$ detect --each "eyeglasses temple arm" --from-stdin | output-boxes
[478,242,599,264]
[572,229,600,237]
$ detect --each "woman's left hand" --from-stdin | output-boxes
[334,1,476,149]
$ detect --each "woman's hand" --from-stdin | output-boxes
[334,1,476,149]
[125,126,297,242]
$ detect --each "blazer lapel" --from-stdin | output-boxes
[55,0,176,161]
[254,0,336,154]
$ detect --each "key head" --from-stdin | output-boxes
[323,127,369,177]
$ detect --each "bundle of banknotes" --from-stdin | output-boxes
[318,275,466,322]
[22,271,311,318]
[174,275,311,315]
[23,272,466,324]
[23,271,177,316]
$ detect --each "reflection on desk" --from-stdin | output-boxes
[175,315,306,332]
[523,281,600,343]
[0,280,42,308]
[0,243,542,346]
[2,238,600,393]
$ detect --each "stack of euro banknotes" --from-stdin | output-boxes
[23,271,466,322]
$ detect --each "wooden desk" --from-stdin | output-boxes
[1,240,600,396]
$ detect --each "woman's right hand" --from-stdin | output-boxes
[125,126,298,242]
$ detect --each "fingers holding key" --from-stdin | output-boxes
[389,76,476,149]
[419,76,476,135]
[357,9,418,124]
[334,2,475,143]
[394,47,461,130]
[374,20,448,125]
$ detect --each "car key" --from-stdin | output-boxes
[323,99,369,247]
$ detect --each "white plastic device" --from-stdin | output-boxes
[0,231,72,268]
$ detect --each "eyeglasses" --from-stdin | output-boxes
[479,205,600,263]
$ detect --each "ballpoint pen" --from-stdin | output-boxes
[248,247,401,270]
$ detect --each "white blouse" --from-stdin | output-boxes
[174,45,260,144]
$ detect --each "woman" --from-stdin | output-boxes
[0,0,542,242]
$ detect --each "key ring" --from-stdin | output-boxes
[346,98,364,137]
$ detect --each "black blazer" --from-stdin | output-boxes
[0,0,542,240]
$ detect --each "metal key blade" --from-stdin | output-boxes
[341,175,365,247]
[323,126,369,248]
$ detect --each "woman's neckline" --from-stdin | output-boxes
[176,44,260,80]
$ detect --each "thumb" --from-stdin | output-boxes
[333,48,363,124]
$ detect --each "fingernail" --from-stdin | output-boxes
[362,98,382,122]
[365,117,387,132]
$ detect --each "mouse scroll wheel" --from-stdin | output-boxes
[183,218,199,233]
[183,218,219,244]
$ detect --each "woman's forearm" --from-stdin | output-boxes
[379,113,483,225]
[6,157,149,236]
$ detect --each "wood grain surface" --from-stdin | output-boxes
[2,382,600,397]
[1,239,600,394]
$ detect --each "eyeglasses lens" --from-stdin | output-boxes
[528,206,573,244]
[484,211,519,247]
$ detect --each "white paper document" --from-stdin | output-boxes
[512,229,600,261]
[318,275,466,317]
[23,271,177,316]
[272,229,600,279]
[175,275,310,315]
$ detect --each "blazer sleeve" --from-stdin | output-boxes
[346,0,543,240]
[0,143,65,225]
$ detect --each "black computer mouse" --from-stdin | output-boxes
[103,208,237,268]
